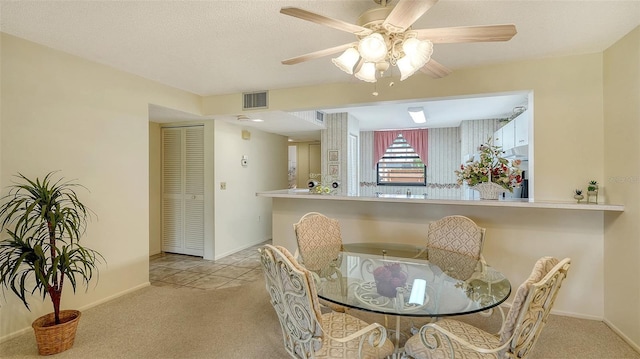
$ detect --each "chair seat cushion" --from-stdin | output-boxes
[404,319,501,359]
[315,312,395,359]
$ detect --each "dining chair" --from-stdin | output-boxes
[259,244,395,359]
[293,212,345,293]
[422,215,487,284]
[403,256,571,359]
[426,215,486,260]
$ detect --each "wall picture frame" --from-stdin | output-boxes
[328,164,340,177]
[328,150,339,162]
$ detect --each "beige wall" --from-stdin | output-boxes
[213,121,288,258]
[603,26,640,346]
[0,33,201,339]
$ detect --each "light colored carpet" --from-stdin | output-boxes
[1,279,638,358]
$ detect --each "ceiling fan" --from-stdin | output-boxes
[280,0,517,82]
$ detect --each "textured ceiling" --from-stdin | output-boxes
[2,0,638,96]
[2,1,639,140]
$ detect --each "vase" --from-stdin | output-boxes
[471,182,506,200]
[574,194,584,203]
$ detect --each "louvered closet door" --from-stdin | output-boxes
[161,126,204,256]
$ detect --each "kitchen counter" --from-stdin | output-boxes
[257,189,624,212]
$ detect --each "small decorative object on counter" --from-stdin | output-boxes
[455,138,523,200]
[587,180,598,204]
[373,263,407,298]
[307,173,338,195]
[574,189,584,203]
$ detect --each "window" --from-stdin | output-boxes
[377,134,426,186]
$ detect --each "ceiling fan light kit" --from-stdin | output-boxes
[355,62,378,82]
[331,47,360,74]
[280,0,517,83]
[358,33,388,62]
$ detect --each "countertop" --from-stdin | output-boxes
[256,189,624,212]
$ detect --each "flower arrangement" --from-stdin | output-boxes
[455,138,523,192]
[373,263,407,298]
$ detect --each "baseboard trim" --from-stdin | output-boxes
[0,282,151,344]
[0,326,33,344]
[604,318,640,354]
[77,282,151,312]
[547,309,602,321]
[500,302,603,322]
[214,239,270,260]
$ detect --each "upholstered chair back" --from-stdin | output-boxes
[426,215,485,259]
[293,212,343,272]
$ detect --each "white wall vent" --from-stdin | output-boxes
[315,111,325,123]
[243,91,268,110]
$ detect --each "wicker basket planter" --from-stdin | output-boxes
[32,310,81,355]
[472,181,506,200]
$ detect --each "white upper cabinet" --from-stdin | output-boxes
[493,127,503,148]
[514,109,530,147]
[494,108,529,152]
[501,120,515,150]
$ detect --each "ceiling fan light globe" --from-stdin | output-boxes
[331,48,360,75]
[355,62,378,83]
[406,40,433,68]
[358,33,388,62]
[402,37,420,56]
[397,56,418,81]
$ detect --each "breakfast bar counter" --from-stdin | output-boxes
[257,189,624,212]
[257,188,624,321]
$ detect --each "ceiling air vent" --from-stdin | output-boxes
[243,91,268,110]
[315,111,325,123]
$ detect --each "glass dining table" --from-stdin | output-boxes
[311,242,511,356]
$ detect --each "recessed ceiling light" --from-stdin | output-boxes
[408,107,426,124]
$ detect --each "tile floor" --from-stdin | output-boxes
[149,241,269,290]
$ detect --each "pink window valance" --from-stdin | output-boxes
[374,129,428,167]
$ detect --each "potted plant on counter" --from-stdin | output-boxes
[0,172,104,355]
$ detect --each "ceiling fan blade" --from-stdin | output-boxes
[420,59,452,78]
[415,24,517,43]
[382,0,438,33]
[282,43,356,65]
[280,7,371,36]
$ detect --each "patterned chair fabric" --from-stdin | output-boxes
[427,247,480,281]
[404,256,571,359]
[259,244,394,359]
[293,212,347,313]
[294,212,343,272]
[426,216,485,259]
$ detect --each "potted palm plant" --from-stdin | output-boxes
[0,172,104,355]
